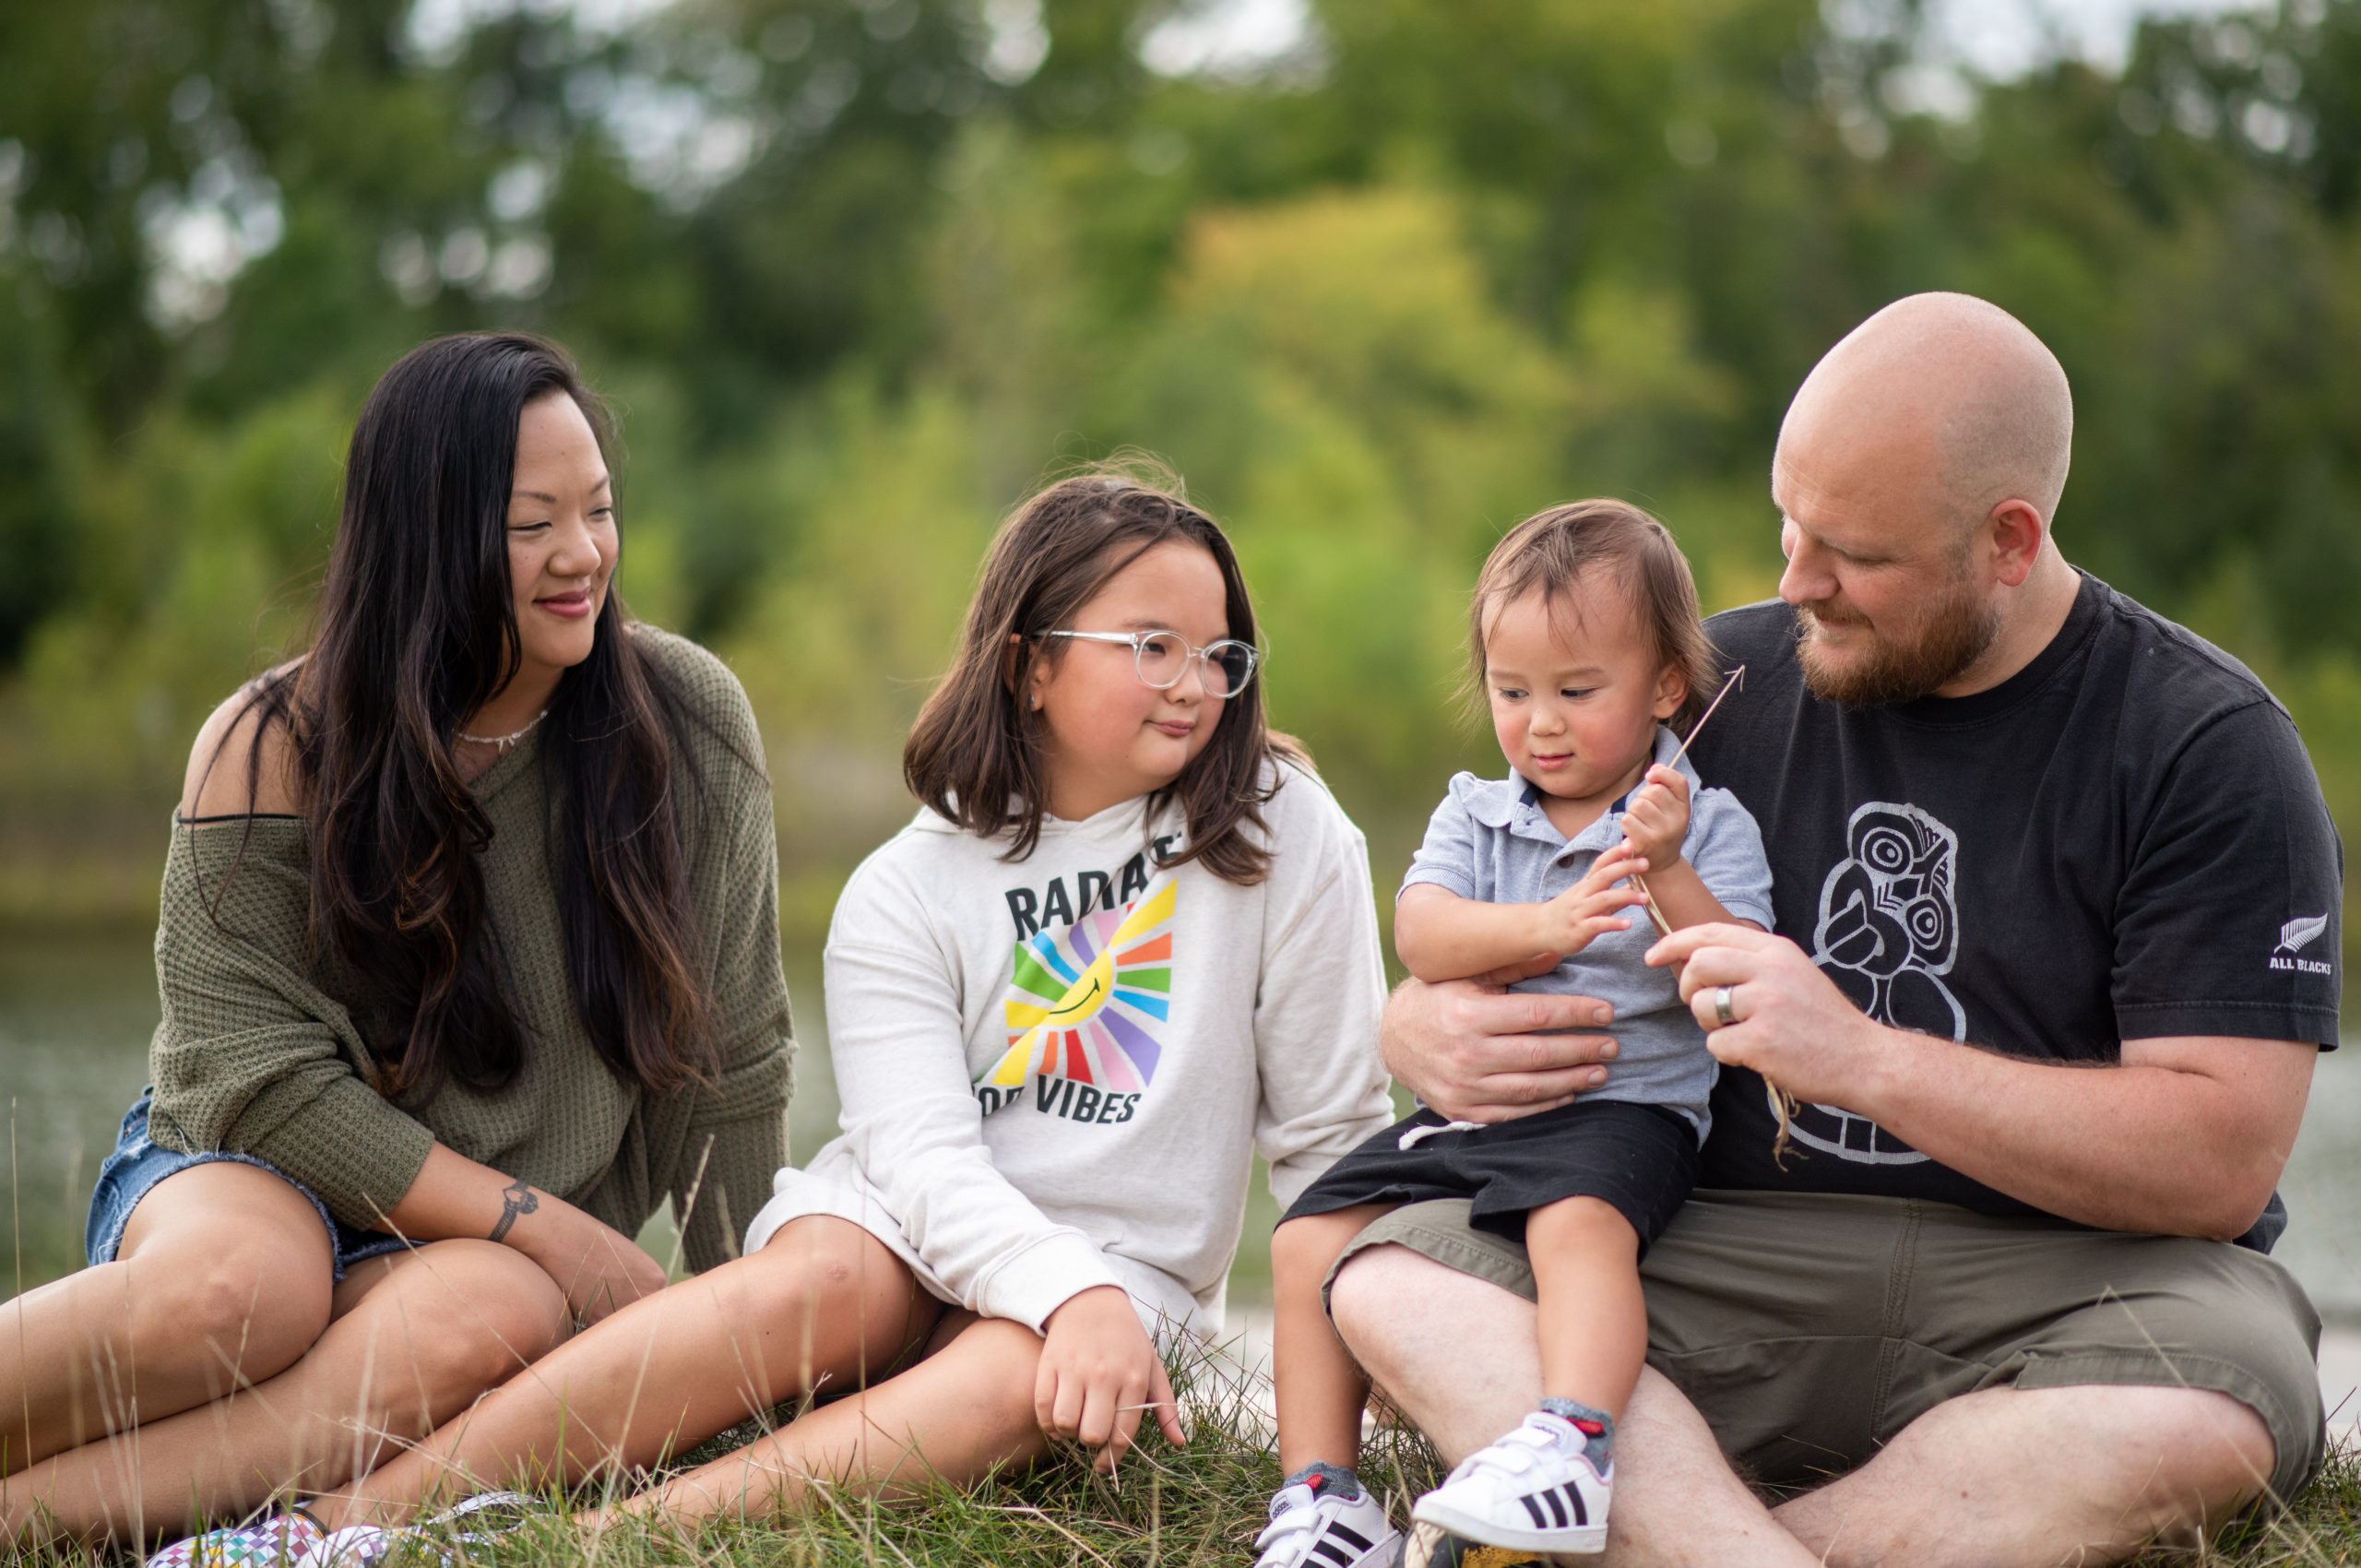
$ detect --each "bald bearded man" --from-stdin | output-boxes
[1333,293,2338,1566]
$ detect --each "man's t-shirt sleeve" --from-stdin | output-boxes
[2112,699,2343,1048]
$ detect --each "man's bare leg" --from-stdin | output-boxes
[1328,1243,1818,1568]
[1327,1243,2276,1568]
[1776,1383,2272,1568]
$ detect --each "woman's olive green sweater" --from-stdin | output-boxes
[144,627,795,1273]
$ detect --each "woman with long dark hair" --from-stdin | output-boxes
[0,334,793,1548]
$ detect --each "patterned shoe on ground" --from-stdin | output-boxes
[147,1511,326,1568]
[426,1491,552,1549]
[1409,1410,1610,1555]
[1253,1472,1399,1568]
[300,1491,552,1568]
[295,1525,417,1568]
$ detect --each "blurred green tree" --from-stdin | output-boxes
[6,0,2361,962]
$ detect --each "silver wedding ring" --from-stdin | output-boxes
[1714,984,1738,1028]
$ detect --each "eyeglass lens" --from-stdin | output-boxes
[1135,633,1255,695]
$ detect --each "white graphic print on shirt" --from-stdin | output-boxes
[1792,802,1966,1165]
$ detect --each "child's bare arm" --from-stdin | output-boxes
[1395,885,1557,981]
[1395,849,1649,982]
[1621,765,1763,933]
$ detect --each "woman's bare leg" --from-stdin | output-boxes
[324,1216,939,1525]
[2,1239,568,1544]
[613,1310,1051,1526]
[1,1163,336,1473]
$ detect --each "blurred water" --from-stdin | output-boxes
[2275,1046,2361,1320]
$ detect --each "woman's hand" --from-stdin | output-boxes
[1035,1285,1186,1474]
[382,1144,670,1326]
[503,1193,671,1325]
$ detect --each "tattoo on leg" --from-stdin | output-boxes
[490,1176,540,1242]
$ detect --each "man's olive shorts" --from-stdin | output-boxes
[1335,1189,2325,1503]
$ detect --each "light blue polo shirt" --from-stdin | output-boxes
[1400,726,1776,1138]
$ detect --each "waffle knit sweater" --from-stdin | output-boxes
[143,626,795,1273]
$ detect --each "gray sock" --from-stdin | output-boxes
[1280,1460,1364,1504]
[1539,1397,1616,1466]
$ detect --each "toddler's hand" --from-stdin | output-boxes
[1619,765,1691,873]
[1532,841,1648,959]
[1036,1285,1186,1475]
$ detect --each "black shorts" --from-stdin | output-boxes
[1285,1099,1700,1253]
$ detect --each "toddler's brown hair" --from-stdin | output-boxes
[1467,499,1721,736]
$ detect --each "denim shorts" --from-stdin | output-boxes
[86,1091,412,1280]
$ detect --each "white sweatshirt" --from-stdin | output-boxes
[743,762,1395,1336]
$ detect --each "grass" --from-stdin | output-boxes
[11,1339,2361,1567]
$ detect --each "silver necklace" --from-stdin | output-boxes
[456,708,550,754]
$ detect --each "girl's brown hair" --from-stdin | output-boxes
[905,462,1305,885]
[1468,499,1719,736]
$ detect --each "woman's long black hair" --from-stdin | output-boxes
[242,332,715,1105]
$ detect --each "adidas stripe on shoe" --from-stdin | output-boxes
[1253,1471,1401,1568]
[1409,1410,1610,1555]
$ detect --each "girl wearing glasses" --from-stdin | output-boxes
[299,464,1394,1547]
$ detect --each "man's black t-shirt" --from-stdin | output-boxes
[1687,573,2342,1250]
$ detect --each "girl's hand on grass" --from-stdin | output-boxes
[1036,1285,1186,1474]
[1531,842,1648,957]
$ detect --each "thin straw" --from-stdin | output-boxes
[1631,665,1745,937]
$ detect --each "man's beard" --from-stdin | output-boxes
[1795,575,2000,707]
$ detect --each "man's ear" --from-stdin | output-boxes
[1653,662,1689,722]
[1987,498,2046,588]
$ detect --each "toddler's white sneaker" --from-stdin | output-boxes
[1253,1467,1400,1568]
[1409,1409,1610,1555]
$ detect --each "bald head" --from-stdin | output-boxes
[1782,292,2073,531]
[1773,294,2086,706]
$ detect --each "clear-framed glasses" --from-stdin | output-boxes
[1042,629,1260,697]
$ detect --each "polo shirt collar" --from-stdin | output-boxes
[1458,726,1701,850]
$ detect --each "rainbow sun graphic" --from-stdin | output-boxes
[980,880,1176,1095]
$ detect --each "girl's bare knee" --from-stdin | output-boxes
[746,1219,924,1354]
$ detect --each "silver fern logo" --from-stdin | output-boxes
[2278,914,2330,955]
[2271,913,2333,976]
